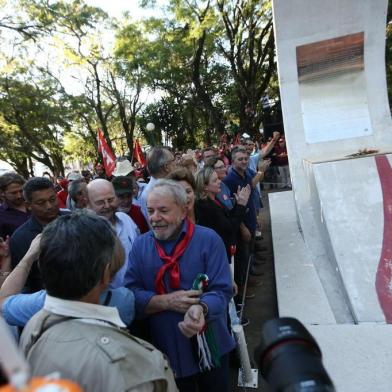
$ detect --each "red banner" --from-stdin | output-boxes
[97,129,116,177]
[133,139,146,166]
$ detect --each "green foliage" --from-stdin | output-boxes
[0,0,282,174]
[140,97,194,148]
[0,0,112,173]
[0,72,71,175]
[0,113,30,177]
[63,131,95,165]
[118,0,278,141]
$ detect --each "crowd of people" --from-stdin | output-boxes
[0,132,290,391]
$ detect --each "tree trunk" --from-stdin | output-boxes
[192,30,225,135]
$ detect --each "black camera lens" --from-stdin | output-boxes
[255,318,335,392]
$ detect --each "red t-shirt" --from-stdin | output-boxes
[56,189,68,208]
[273,145,289,166]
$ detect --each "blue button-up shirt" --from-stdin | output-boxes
[111,212,140,289]
[223,167,258,233]
[139,176,158,220]
[125,221,235,378]
[2,287,135,327]
[249,153,263,210]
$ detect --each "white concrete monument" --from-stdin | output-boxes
[270,1,392,389]
[272,0,392,324]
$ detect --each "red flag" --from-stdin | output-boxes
[97,129,116,177]
[133,139,146,166]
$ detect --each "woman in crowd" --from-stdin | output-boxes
[204,156,234,210]
[194,166,250,263]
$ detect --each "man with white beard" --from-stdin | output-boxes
[125,179,234,392]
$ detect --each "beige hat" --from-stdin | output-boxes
[112,159,135,177]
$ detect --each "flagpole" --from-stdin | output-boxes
[131,139,135,163]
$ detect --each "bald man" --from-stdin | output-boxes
[87,179,140,288]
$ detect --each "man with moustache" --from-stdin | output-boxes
[200,147,217,168]
[0,172,30,239]
[243,132,280,173]
[125,180,234,392]
[223,147,261,296]
[87,179,139,288]
[10,177,68,293]
[224,147,258,241]
[112,176,149,234]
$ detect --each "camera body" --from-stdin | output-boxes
[255,318,335,392]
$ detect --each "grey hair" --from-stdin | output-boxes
[68,179,86,201]
[147,147,172,176]
[39,209,116,300]
[148,179,187,207]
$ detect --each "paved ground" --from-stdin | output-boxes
[230,189,279,391]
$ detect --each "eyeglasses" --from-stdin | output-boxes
[214,165,226,170]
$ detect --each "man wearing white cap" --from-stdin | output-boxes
[112,159,135,178]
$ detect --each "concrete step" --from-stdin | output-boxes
[309,323,392,392]
[269,191,335,325]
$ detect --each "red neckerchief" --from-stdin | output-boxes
[230,245,236,256]
[154,219,195,294]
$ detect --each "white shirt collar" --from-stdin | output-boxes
[44,294,126,328]
[147,176,157,187]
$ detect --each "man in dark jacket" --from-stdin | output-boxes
[10,177,68,292]
[0,172,30,239]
